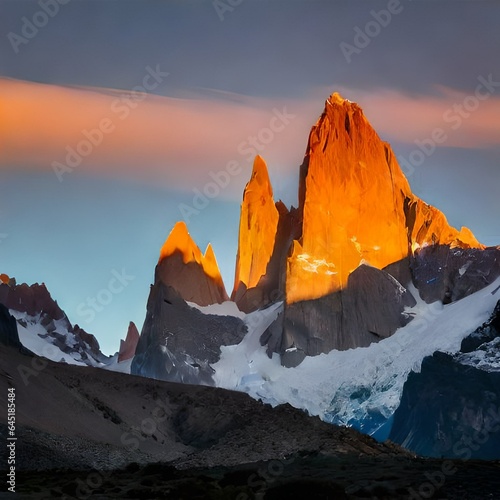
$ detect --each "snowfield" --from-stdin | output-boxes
[12,310,104,367]
[212,277,500,436]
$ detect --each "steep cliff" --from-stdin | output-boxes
[118,321,140,363]
[286,93,481,304]
[232,156,300,312]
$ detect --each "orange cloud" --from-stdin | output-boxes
[0,78,314,198]
[2,78,498,200]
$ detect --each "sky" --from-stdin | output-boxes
[0,0,499,355]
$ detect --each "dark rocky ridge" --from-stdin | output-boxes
[389,301,500,459]
[0,303,31,354]
[410,244,500,304]
[0,282,65,320]
[0,281,109,365]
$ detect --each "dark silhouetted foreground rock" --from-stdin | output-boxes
[389,301,500,459]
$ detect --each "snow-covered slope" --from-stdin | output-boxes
[103,354,134,373]
[186,300,247,320]
[455,336,500,372]
[12,310,108,367]
[212,278,500,437]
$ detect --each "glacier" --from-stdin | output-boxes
[212,277,500,438]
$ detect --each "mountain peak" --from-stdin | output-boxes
[289,93,412,303]
[287,91,482,304]
[232,155,280,302]
[156,221,228,305]
[251,154,273,188]
[159,221,202,264]
[118,321,140,363]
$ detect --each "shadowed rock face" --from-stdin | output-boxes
[131,284,246,385]
[0,303,24,349]
[410,244,500,304]
[274,265,416,365]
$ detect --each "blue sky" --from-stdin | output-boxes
[0,0,499,354]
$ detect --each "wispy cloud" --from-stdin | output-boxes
[336,84,500,149]
[2,78,498,200]
[0,78,314,197]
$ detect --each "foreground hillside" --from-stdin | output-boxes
[2,343,500,498]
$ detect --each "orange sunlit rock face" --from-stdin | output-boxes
[286,93,482,304]
[407,199,483,251]
[0,274,10,284]
[232,155,280,296]
[157,221,228,305]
